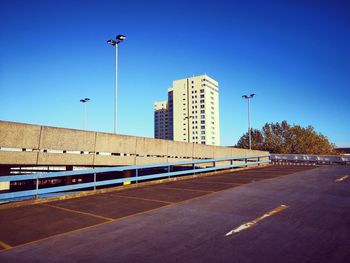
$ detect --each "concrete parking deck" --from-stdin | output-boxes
[1,165,349,262]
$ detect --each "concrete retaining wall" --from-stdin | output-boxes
[0,121,269,166]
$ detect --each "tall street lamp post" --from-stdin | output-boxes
[80,98,90,130]
[107,34,126,134]
[242,94,256,150]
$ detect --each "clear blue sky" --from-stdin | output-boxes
[1,0,349,147]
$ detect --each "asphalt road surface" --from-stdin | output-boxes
[0,165,349,262]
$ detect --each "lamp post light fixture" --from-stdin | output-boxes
[80,98,90,131]
[107,34,126,134]
[242,93,256,150]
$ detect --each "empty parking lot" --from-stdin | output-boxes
[0,164,349,262]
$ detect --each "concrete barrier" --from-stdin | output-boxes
[40,126,96,152]
[0,151,38,165]
[136,137,168,157]
[212,146,232,166]
[94,155,135,166]
[0,121,41,149]
[95,132,137,155]
[37,152,94,166]
[135,156,168,165]
[0,121,270,167]
[167,141,193,158]
[193,144,215,159]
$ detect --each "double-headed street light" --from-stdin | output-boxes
[242,93,256,150]
[107,34,126,134]
[80,98,90,130]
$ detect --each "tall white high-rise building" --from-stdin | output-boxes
[155,74,220,145]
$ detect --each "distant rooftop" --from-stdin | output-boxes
[173,74,218,84]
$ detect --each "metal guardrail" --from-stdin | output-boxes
[0,154,270,202]
[271,154,350,164]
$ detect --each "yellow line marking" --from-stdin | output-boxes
[0,241,12,250]
[40,203,114,221]
[0,185,221,253]
[155,186,214,193]
[225,205,289,236]
[0,220,111,254]
[335,175,349,183]
[191,180,243,185]
[200,180,253,187]
[112,194,174,204]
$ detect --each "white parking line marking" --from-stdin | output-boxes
[335,175,349,183]
[225,205,288,236]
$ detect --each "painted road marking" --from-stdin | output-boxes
[113,194,174,204]
[0,241,12,250]
[192,181,242,185]
[156,186,214,193]
[225,205,289,236]
[40,203,114,221]
[0,188,220,253]
[335,175,349,183]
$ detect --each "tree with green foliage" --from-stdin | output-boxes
[236,120,336,154]
[236,129,264,150]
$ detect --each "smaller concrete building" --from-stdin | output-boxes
[154,101,169,140]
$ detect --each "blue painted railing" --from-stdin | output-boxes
[0,154,270,201]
